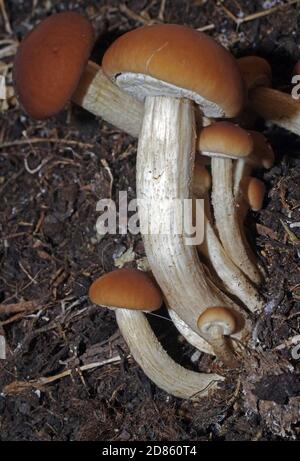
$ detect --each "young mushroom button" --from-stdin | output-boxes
[240,177,266,213]
[13,12,143,136]
[89,269,223,400]
[197,307,238,367]
[102,25,251,352]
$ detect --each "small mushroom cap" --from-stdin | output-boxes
[237,56,272,91]
[197,307,236,336]
[89,268,163,311]
[241,176,266,212]
[102,24,245,118]
[248,131,275,169]
[293,60,300,77]
[13,12,94,119]
[193,159,211,197]
[198,122,253,159]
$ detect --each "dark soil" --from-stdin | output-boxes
[1,0,300,441]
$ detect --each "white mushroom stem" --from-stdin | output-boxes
[204,212,263,312]
[211,157,261,285]
[249,87,300,136]
[233,159,252,200]
[72,61,143,137]
[115,309,223,399]
[168,308,215,355]
[233,160,257,235]
[202,324,237,367]
[136,96,250,347]
[193,169,263,313]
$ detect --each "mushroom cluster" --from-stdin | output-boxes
[14,11,295,400]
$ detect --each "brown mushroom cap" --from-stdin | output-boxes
[102,24,245,118]
[13,12,94,119]
[237,56,272,91]
[197,307,236,336]
[241,176,266,212]
[89,268,163,311]
[198,122,253,159]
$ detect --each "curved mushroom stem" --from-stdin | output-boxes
[115,309,223,399]
[203,324,238,368]
[168,308,215,355]
[249,87,300,136]
[136,96,251,351]
[211,157,261,285]
[204,216,263,312]
[72,61,143,137]
[234,132,274,202]
[195,183,263,312]
[233,159,253,200]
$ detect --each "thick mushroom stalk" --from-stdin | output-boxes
[116,309,222,399]
[238,56,300,136]
[249,88,300,136]
[89,269,223,399]
[102,23,251,357]
[72,61,142,137]
[136,97,249,341]
[197,307,238,367]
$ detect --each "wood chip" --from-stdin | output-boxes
[256,223,279,240]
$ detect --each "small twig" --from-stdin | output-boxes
[18,261,38,285]
[241,0,300,24]
[2,355,126,395]
[119,4,158,25]
[0,41,18,59]
[217,0,300,26]
[24,156,50,175]
[158,0,167,21]
[0,300,40,315]
[0,0,12,34]
[280,219,300,245]
[0,232,28,241]
[0,327,6,360]
[0,137,95,150]
[273,334,300,351]
[0,38,16,46]
[217,0,237,22]
[197,24,215,32]
[100,158,114,199]
[0,301,46,326]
